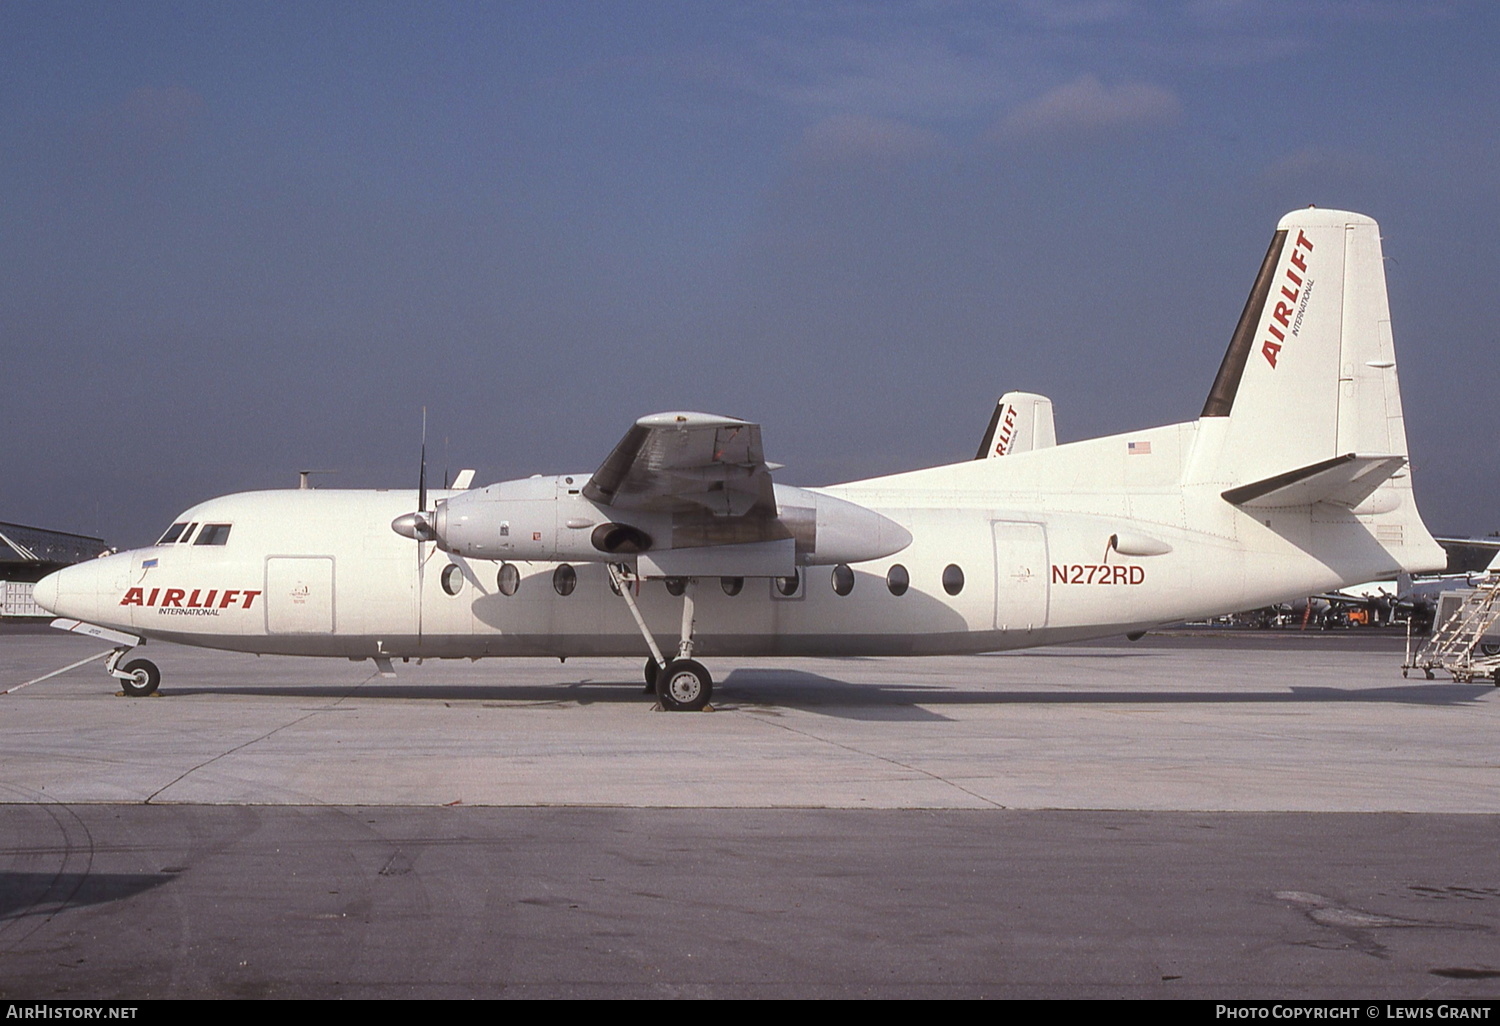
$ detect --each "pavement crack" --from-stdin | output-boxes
[745,713,1006,808]
[144,672,377,803]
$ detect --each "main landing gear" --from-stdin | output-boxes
[106,647,160,697]
[611,565,714,712]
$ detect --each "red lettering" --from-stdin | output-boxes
[1268,323,1285,342]
[1129,566,1145,584]
[1274,302,1292,328]
[1295,229,1314,251]
[1052,565,1067,584]
[1280,284,1299,303]
[186,589,203,608]
[1285,267,1302,287]
[1262,341,1281,367]
[1070,565,1084,584]
[241,590,262,609]
[146,588,160,606]
[1112,565,1127,584]
[202,590,217,609]
[219,590,241,609]
[1290,249,1308,273]
[161,589,185,607]
[120,588,144,607]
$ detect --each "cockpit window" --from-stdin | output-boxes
[157,523,188,545]
[179,523,199,544]
[194,524,232,546]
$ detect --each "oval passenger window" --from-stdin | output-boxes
[887,564,909,596]
[831,564,854,596]
[441,563,464,596]
[943,564,965,596]
[497,563,520,596]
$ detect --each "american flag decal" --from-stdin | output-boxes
[1128,441,1151,455]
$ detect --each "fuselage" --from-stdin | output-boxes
[34,415,1443,663]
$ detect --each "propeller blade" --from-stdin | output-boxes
[418,407,428,514]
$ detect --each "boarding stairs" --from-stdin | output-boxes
[1405,576,1500,683]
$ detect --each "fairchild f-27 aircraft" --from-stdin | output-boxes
[34,209,1447,710]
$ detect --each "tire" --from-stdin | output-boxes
[120,658,160,697]
[656,658,712,712]
[643,656,661,694]
[1480,642,1500,657]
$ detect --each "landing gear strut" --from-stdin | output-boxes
[610,565,714,712]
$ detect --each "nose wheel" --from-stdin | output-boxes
[105,647,160,697]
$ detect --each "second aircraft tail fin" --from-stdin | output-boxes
[975,392,1057,459]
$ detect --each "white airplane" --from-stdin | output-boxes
[34,208,1448,710]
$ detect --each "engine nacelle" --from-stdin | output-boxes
[771,484,912,566]
[431,475,656,562]
[420,474,912,570]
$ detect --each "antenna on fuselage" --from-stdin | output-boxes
[298,470,336,490]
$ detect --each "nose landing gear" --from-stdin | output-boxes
[105,647,160,697]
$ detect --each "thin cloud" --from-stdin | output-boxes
[994,75,1182,141]
[795,114,944,164]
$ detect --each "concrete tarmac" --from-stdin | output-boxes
[2,625,1499,998]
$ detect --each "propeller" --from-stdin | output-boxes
[391,408,437,541]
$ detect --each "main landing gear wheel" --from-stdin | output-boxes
[656,658,712,712]
[120,658,160,697]
[644,656,661,694]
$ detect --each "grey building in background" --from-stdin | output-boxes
[1,521,108,617]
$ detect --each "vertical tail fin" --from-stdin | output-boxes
[1192,209,1410,487]
[1189,208,1444,572]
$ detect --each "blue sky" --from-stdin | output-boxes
[3,1,1498,545]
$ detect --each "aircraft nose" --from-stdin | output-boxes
[32,569,61,615]
[31,558,111,623]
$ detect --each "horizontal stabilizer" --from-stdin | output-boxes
[1221,453,1406,509]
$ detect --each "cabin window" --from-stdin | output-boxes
[831,564,854,596]
[887,564,909,596]
[194,524,232,546]
[553,563,577,597]
[497,563,520,596]
[943,564,965,596]
[664,577,687,597]
[441,563,464,596]
[775,571,801,597]
[157,523,188,545]
[720,577,743,597]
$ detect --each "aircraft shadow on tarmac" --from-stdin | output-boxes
[0,871,173,919]
[151,667,1496,721]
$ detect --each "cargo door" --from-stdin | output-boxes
[265,556,335,634]
[992,522,1048,631]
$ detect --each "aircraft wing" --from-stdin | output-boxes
[582,412,777,518]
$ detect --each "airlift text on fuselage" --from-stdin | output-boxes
[120,587,262,612]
